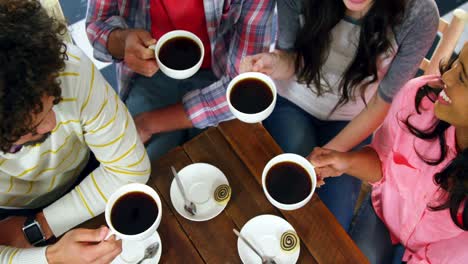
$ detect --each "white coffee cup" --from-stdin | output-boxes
[149,30,204,79]
[105,183,162,262]
[226,72,277,123]
[262,153,317,211]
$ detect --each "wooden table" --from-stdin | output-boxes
[84,120,368,264]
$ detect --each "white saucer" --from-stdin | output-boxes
[238,215,300,264]
[112,231,162,264]
[170,163,231,221]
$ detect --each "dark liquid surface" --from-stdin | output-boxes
[230,78,273,114]
[158,36,201,70]
[266,162,312,205]
[111,192,158,235]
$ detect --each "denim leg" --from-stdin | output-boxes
[392,244,405,264]
[263,96,318,156]
[314,119,370,231]
[125,70,217,161]
[350,195,397,264]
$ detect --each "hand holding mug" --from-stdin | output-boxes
[308,147,350,184]
[123,29,159,77]
[46,226,122,264]
[240,50,296,80]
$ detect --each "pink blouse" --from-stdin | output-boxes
[370,75,468,263]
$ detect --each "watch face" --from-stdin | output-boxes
[24,221,45,245]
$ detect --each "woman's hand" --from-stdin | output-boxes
[240,50,296,80]
[308,147,351,186]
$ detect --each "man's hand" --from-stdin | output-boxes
[108,29,159,77]
[308,147,351,186]
[132,103,194,144]
[240,50,296,80]
[0,216,29,248]
[46,227,122,264]
[134,112,155,144]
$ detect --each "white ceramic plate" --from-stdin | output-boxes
[238,215,300,264]
[111,231,162,264]
[170,163,231,221]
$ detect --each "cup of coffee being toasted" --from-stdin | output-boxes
[151,30,204,79]
[226,72,277,123]
[262,153,317,211]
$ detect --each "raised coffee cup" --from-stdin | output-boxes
[262,153,317,211]
[150,30,204,79]
[226,72,277,123]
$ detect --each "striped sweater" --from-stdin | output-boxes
[0,45,150,263]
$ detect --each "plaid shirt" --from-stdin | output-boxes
[86,0,276,128]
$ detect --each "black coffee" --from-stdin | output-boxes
[230,78,273,114]
[266,162,312,204]
[158,36,201,70]
[111,191,158,235]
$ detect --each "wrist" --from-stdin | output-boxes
[108,28,130,59]
[46,244,60,264]
[36,212,54,240]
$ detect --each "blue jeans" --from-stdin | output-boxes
[350,194,405,264]
[125,70,218,161]
[263,96,370,231]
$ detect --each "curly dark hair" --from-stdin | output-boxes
[0,0,67,152]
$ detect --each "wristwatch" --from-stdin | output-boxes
[22,215,48,247]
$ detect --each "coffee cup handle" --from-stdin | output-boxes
[148,44,156,51]
[104,229,121,241]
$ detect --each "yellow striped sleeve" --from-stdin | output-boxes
[91,173,107,202]
[58,72,80,77]
[6,177,13,193]
[84,85,109,126]
[25,182,34,195]
[105,166,151,176]
[40,134,73,156]
[98,144,136,165]
[80,66,95,114]
[0,159,6,166]
[52,120,80,133]
[88,115,129,148]
[15,165,38,178]
[66,52,81,61]
[60,97,77,103]
[124,151,148,168]
[7,248,18,264]
[87,94,120,134]
[76,186,95,217]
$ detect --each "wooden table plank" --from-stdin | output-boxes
[183,127,317,264]
[150,147,240,263]
[218,120,369,264]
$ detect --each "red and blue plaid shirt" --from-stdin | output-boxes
[86,0,276,128]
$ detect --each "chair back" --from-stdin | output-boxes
[420,9,468,75]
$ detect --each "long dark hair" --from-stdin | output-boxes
[404,56,468,230]
[294,0,405,109]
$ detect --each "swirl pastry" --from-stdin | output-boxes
[213,184,231,205]
[280,231,299,252]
